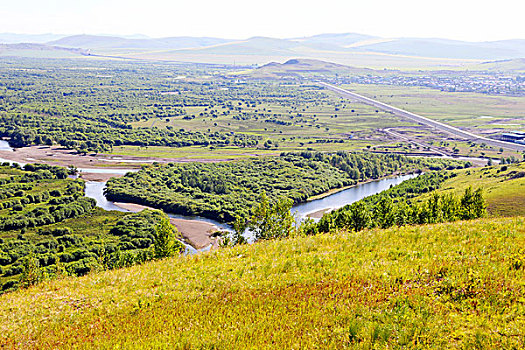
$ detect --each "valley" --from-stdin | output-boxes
[0,31,524,348]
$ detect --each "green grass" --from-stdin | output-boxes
[343,83,525,132]
[428,162,525,217]
[0,216,523,348]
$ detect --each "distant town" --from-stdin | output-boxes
[330,72,525,97]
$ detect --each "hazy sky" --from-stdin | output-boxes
[1,0,523,41]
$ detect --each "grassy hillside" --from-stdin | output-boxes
[428,162,525,217]
[1,217,523,348]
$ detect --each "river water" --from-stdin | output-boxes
[2,138,417,253]
[293,173,417,221]
[0,140,13,152]
[84,173,418,251]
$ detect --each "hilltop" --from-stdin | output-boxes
[1,216,523,348]
[243,58,372,78]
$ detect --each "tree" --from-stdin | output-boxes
[373,197,395,228]
[460,187,485,220]
[153,216,183,259]
[347,201,370,232]
[249,192,296,241]
[232,215,247,245]
[441,193,459,222]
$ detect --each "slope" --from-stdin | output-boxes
[1,216,524,348]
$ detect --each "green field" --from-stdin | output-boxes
[1,216,523,348]
[343,83,525,132]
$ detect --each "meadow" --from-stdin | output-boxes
[426,162,525,217]
[1,216,523,348]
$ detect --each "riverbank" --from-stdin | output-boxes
[79,172,124,182]
[306,172,415,202]
[112,202,220,250]
[0,145,240,170]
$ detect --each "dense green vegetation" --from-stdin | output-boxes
[0,164,185,293]
[317,185,485,234]
[0,58,413,156]
[0,58,265,153]
[0,164,93,232]
[105,152,468,222]
[313,162,525,235]
[1,216,523,348]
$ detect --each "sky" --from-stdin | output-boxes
[1,0,524,41]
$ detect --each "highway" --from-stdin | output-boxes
[318,82,525,152]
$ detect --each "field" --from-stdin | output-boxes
[1,216,523,348]
[342,84,525,131]
[337,83,525,159]
[1,57,523,166]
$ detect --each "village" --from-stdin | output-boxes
[330,71,524,96]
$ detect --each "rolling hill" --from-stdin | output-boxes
[42,33,525,60]
[1,32,524,69]
[244,58,373,78]
[48,34,234,51]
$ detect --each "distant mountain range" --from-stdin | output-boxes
[1,32,524,64]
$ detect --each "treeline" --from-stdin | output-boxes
[0,114,260,153]
[315,187,485,234]
[218,173,486,247]
[307,171,484,234]
[105,152,468,223]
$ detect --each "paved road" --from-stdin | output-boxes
[318,82,525,152]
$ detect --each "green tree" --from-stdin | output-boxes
[373,197,395,228]
[249,192,296,241]
[232,215,247,245]
[19,253,45,288]
[441,193,459,222]
[347,201,370,232]
[154,216,184,259]
[460,187,485,220]
[426,193,442,223]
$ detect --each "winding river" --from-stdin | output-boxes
[83,173,418,250]
[2,139,419,252]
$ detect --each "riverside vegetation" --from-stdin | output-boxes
[105,151,468,222]
[0,164,183,292]
[0,153,467,292]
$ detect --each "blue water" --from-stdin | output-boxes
[292,174,417,221]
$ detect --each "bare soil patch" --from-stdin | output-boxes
[0,145,233,170]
